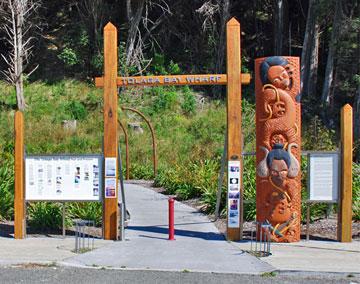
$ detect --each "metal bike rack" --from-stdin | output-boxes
[74,220,95,253]
[250,221,272,257]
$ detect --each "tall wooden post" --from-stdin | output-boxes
[103,23,118,240]
[14,111,25,239]
[226,18,242,241]
[338,104,353,242]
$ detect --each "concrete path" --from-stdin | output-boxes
[0,237,109,266]
[62,183,274,274]
[234,239,360,273]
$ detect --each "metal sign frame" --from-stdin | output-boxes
[307,151,340,204]
[25,153,103,202]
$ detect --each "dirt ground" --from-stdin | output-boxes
[180,198,360,241]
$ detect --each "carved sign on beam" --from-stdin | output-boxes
[95,74,251,87]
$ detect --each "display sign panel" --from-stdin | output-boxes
[26,155,103,201]
[308,153,339,202]
[227,160,241,228]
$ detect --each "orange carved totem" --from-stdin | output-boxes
[255,56,301,242]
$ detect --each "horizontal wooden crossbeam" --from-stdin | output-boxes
[95,74,251,88]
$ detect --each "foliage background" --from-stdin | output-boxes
[0,0,359,228]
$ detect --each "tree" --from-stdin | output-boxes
[300,0,319,100]
[320,0,342,107]
[0,0,40,110]
[124,0,171,75]
[75,0,105,76]
[273,0,287,55]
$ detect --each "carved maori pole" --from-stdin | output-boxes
[255,56,301,242]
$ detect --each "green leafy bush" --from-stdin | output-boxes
[181,87,196,115]
[65,101,88,120]
[67,202,102,227]
[58,47,79,67]
[27,202,63,230]
[152,89,178,112]
[0,157,14,221]
[148,53,181,75]
[243,156,257,221]
[353,163,360,221]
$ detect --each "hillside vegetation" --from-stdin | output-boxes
[0,80,359,228]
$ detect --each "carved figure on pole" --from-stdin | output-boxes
[255,56,301,242]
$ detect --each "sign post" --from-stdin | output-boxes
[338,104,353,242]
[226,19,242,241]
[102,23,119,240]
[14,111,25,239]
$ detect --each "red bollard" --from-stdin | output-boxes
[168,198,175,240]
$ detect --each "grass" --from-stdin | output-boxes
[261,271,277,277]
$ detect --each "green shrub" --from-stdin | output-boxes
[67,202,102,227]
[27,202,63,230]
[152,90,178,112]
[65,101,88,120]
[58,47,79,67]
[129,163,154,180]
[302,116,337,151]
[0,158,14,221]
[181,87,196,115]
[243,156,256,221]
[353,163,360,221]
[148,53,181,75]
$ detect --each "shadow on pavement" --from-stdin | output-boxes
[0,223,14,238]
[127,225,225,241]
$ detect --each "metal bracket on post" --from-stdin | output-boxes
[62,202,66,238]
[119,202,125,241]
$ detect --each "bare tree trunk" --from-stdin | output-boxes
[214,0,230,75]
[0,0,39,111]
[125,0,145,71]
[306,22,319,98]
[300,0,316,99]
[76,0,105,75]
[321,0,342,106]
[273,0,284,55]
[355,86,360,148]
[16,3,25,110]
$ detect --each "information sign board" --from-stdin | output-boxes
[228,160,241,228]
[26,155,102,201]
[308,152,339,202]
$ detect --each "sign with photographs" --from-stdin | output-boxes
[105,157,117,177]
[308,153,339,202]
[228,160,241,228]
[25,155,103,201]
[105,178,117,198]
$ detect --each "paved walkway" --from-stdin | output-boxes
[234,239,360,273]
[0,237,109,266]
[62,183,273,274]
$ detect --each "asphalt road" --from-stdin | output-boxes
[0,266,359,284]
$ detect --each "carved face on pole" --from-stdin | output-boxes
[267,65,290,90]
[270,159,288,185]
[256,143,299,180]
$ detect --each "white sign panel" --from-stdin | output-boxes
[105,157,117,177]
[26,155,102,201]
[308,153,339,202]
[228,160,241,228]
